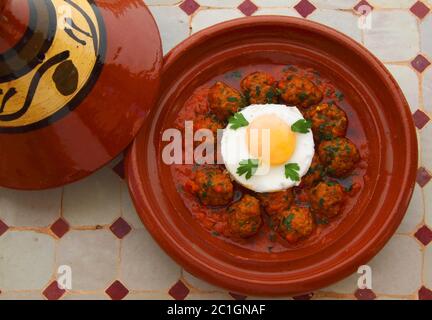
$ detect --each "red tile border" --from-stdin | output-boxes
[354,0,374,13]
[50,218,70,239]
[229,292,247,300]
[0,219,9,237]
[414,225,432,246]
[418,286,432,300]
[238,0,258,16]
[112,158,125,179]
[412,109,430,129]
[43,281,66,300]
[355,288,376,300]
[169,280,190,300]
[106,280,129,300]
[292,292,314,300]
[416,167,432,188]
[410,1,430,19]
[110,217,132,239]
[294,0,316,18]
[180,0,200,16]
[411,54,431,73]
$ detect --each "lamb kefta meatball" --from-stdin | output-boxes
[276,206,314,243]
[305,102,348,141]
[318,137,360,177]
[240,71,279,104]
[257,189,294,218]
[228,194,262,238]
[193,167,234,206]
[309,181,345,218]
[301,154,325,187]
[277,75,323,108]
[193,114,224,144]
[208,81,244,121]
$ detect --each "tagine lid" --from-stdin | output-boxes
[0,0,163,189]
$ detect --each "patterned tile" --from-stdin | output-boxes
[229,292,248,300]
[397,184,424,234]
[253,0,298,6]
[106,280,129,300]
[169,280,190,300]
[411,54,431,72]
[183,271,222,291]
[0,219,8,237]
[238,0,258,16]
[420,15,432,59]
[146,0,182,4]
[112,158,125,180]
[425,245,432,288]
[180,0,200,15]
[43,281,66,300]
[292,292,314,300]
[414,225,432,245]
[416,167,432,187]
[424,68,432,115]
[50,218,70,239]
[368,0,415,8]
[418,286,432,300]
[412,109,430,129]
[191,9,243,33]
[310,0,358,9]
[354,288,376,300]
[197,0,243,7]
[294,0,317,18]
[109,217,132,239]
[354,0,374,12]
[252,7,301,17]
[410,1,430,19]
[385,65,419,112]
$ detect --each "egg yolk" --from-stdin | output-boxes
[247,114,296,166]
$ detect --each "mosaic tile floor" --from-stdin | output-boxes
[1,0,432,300]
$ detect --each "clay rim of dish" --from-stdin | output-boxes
[126,16,418,295]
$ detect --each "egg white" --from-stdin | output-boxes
[221,104,315,193]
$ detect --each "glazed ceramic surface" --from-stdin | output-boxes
[0,0,162,189]
[126,17,418,296]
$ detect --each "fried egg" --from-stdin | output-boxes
[221,104,314,193]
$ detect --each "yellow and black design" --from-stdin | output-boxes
[0,0,106,133]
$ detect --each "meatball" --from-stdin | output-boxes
[193,114,224,144]
[309,181,345,218]
[301,154,325,187]
[208,81,244,121]
[240,72,278,104]
[257,189,294,217]
[228,194,262,238]
[318,137,360,177]
[276,206,314,243]
[194,167,234,206]
[277,75,323,108]
[305,102,348,141]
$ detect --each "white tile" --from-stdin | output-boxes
[62,293,109,300]
[368,0,416,8]
[121,229,181,290]
[149,6,190,54]
[186,292,232,300]
[56,230,119,291]
[252,0,298,6]
[423,67,432,116]
[125,292,173,300]
[121,182,143,229]
[63,167,121,226]
[309,0,358,9]
[183,270,223,291]
[397,184,424,234]
[323,272,359,294]
[191,9,244,33]
[385,64,419,112]
[0,291,44,300]
[308,9,362,43]
[364,11,419,62]
[197,0,243,7]
[145,0,182,5]
[420,121,432,173]
[424,180,432,229]
[0,188,62,227]
[253,7,301,17]
[0,231,55,290]
[425,244,432,289]
[368,235,422,295]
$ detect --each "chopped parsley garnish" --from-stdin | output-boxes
[298,92,309,102]
[265,89,277,103]
[236,159,259,180]
[282,214,295,231]
[227,96,238,102]
[228,112,249,130]
[335,91,344,101]
[291,119,312,133]
[284,163,300,181]
[225,70,242,79]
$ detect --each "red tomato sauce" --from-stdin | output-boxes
[169,64,369,253]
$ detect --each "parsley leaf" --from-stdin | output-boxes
[236,159,259,180]
[291,119,311,134]
[284,163,300,181]
[282,214,294,231]
[228,112,249,130]
[227,96,238,102]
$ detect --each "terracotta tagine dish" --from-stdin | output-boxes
[126,17,418,296]
[0,0,162,189]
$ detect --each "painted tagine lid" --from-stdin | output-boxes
[0,0,162,189]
